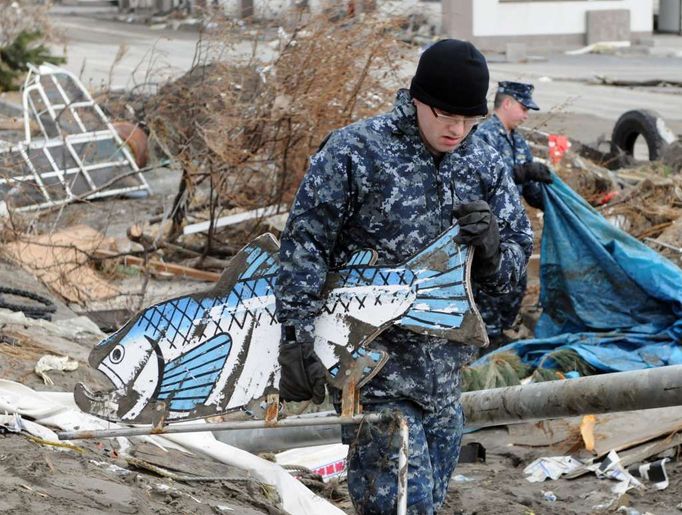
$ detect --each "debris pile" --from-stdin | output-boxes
[140,14,401,245]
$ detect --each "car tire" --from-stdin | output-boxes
[610,109,676,161]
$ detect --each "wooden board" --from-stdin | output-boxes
[130,442,251,479]
[509,407,682,458]
[587,406,682,457]
[507,418,582,449]
[75,223,488,424]
[94,249,221,282]
[2,225,118,304]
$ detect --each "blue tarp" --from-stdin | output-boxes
[473,174,682,373]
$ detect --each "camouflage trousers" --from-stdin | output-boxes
[341,400,464,514]
[475,273,527,338]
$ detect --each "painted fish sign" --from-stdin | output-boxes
[75,223,488,424]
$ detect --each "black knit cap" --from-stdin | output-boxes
[410,39,489,116]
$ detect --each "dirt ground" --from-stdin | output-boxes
[445,429,682,515]
[0,433,287,515]
[4,418,681,515]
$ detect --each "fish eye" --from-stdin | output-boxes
[110,345,125,364]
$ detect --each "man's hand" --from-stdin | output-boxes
[278,329,327,404]
[453,200,501,278]
[513,161,553,184]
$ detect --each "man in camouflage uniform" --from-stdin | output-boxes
[473,81,552,350]
[275,41,533,514]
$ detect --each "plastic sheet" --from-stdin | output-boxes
[475,174,682,372]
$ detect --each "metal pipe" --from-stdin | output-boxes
[60,365,682,440]
[214,411,341,452]
[214,423,341,452]
[58,413,385,440]
[212,364,682,450]
[461,364,682,426]
[397,416,409,515]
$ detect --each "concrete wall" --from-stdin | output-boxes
[659,0,682,32]
[472,0,652,37]
[443,0,653,51]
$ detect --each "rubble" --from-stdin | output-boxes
[139,14,399,247]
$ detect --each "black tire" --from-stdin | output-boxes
[611,109,673,161]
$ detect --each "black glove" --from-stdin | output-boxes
[278,327,327,404]
[453,200,501,279]
[513,162,553,184]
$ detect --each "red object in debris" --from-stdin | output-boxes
[113,121,149,169]
[548,134,571,165]
[311,458,347,480]
[593,190,619,206]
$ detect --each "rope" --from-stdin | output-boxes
[0,287,57,320]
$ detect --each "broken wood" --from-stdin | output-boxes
[507,418,581,449]
[510,406,682,458]
[565,430,682,480]
[581,406,682,457]
[126,225,203,258]
[94,249,221,282]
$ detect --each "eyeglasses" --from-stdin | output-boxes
[429,106,485,128]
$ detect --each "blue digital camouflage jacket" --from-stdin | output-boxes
[275,90,533,408]
[474,113,544,209]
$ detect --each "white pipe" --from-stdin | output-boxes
[397,416,409,515]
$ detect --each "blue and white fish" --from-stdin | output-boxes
[75,223,487,424]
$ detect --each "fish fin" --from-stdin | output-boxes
[212,234,280,292]
[156,332,232,413]
[396,223,488,346]
[345,249,377,267]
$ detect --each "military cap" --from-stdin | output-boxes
[497,81,539,110]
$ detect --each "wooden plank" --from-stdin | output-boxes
[589,406,682,457]
[618,432,682,468]
[565,432,682,480]
[130,442,251,479]
[508,417,581,448]
[94,250,221,282]
[509,406,682,458]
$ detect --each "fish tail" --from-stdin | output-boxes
[396,224,487,345]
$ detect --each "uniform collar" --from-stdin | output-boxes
[390,89,419,137]
[491,112,514,137]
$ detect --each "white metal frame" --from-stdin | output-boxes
[0,64,150,211]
